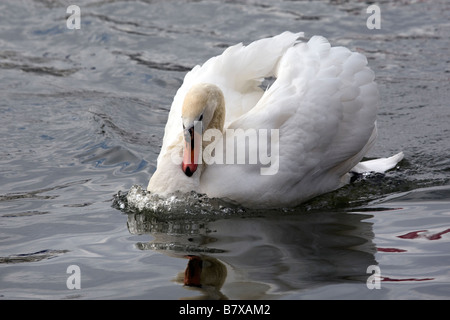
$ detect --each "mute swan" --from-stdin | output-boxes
[146,31,403,208]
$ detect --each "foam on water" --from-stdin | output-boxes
[117,184,246,217]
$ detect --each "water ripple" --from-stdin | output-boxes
[0,249,69,264]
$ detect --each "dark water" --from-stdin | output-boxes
[1,0,449,299]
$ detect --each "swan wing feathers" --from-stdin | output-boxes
[203,35,380,207]
[157,32,303,160]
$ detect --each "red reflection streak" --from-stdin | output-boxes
[398,228,450,240]
[381,276,434,282]
[398,230,428,239]
[377,247,407,252]
[427,228,450,240]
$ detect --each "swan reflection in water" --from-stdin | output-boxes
[126,209,377,299]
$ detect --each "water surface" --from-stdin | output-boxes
[0,0,449,299]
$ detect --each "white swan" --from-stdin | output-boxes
[146,31,403,208]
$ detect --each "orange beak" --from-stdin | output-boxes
[182,125,201,177]
[184,255,203,287]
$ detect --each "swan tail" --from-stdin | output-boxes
[351,152,404,174]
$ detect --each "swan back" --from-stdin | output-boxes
[201,35,379,207]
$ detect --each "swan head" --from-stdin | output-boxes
[181,83,225,177]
